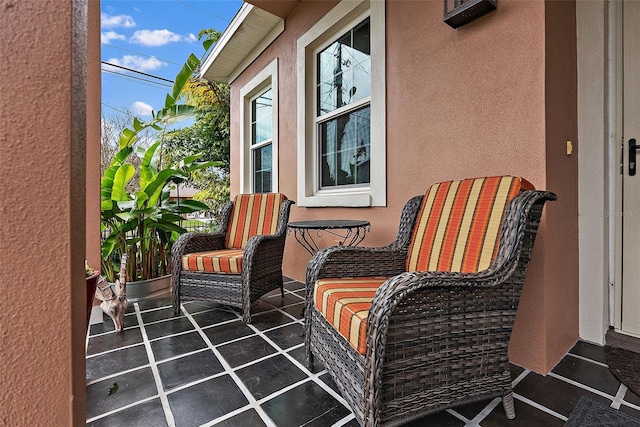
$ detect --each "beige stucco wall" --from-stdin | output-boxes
[232,0,579,373]
[0,0,92,424]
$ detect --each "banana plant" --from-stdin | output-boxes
[100,142,218,282]
[100,40,219,282]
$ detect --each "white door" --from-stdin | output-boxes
[620,0,640,338]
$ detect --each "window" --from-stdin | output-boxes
[317,18,370,189]
[297,0,385,207]
[251,88,273,192]
[240,59,278,193]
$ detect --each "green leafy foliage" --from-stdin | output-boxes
[162,29,230,214]
[100,37,219,282]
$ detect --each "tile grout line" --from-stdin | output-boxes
[242,309,353,410]
[134,302,176,427]
[611,383,628,409]
[86,394,160,423]
[85,362,152,386]
[193,294,353,422]
[181,304,278,427]
[548,371,617,401]
[245,304,353,410]
[513,393,568,421]
[467,397,501,426]
[567,352,609,368]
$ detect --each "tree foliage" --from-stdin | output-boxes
[162,29,231,217]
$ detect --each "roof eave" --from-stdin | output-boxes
[200,3,284,84]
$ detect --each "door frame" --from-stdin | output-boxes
[576,0,622,345]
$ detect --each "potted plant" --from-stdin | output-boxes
[100,40,218,301]
[85,261,100,329]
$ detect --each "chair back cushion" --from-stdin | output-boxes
[406,176,534,273]
[225,193,287,249]
[182,249,244,274]
[314,277,389,355]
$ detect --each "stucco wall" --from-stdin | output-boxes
[0,0,89,424]
[231,0,579,373]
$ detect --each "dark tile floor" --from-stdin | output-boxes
[86,277,640,426]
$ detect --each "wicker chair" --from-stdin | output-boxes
[304,176,556,426]
[172,193,294,323]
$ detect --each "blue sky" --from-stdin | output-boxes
[101,0,242,118]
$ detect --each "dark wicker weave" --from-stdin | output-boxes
[305,190,556,426]
[172,198,294,323]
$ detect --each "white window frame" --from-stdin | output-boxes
[297,0,385,207]
[240,58,279,193]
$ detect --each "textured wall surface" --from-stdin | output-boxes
[0,0,89,424]
[230,0,579,373]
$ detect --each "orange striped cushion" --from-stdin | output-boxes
[225,193,286,249]
[182,249,244,274]
[314,277,388,355]
[406,176,535,273]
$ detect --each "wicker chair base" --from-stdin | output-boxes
[309,307,514,426]
[174,270,284,323]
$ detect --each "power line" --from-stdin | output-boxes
[102,61,174,83]
[101,68,173,89]
[101,42,181,66]
[175,0,234,23]
[101,103,130,115]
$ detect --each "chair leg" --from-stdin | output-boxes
[502,392,516,419]
[280,282,284,297]
[307,349,314,370]
[172,295,181,316]
[242,303,252,323]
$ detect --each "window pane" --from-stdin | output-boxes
[317,18,370,116]
[319,105,370,188]
[251,88,272,145]
[253,143,272,193]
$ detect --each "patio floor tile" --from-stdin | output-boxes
[86,276,640,426]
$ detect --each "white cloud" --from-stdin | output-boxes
[131,101,153,117]
[101,13,136,29]
[107,55,167,72]
[130,29,194,47]
[101,31,126,44]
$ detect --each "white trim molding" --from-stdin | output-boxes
[239,58,279,193]
[296,0,386,207]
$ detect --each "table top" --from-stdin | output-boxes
[288,219,370,230]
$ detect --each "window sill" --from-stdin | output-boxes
[298,192,371,207]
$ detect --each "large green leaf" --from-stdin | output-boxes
[111,164,135,201]
[118,127,139,149]
[101,147,133,201]
[146,221,186,234]
[139,141,162,189]
[134,191,150,210]
[184,161,221,173]
[155,104,197,125]
[133,117,145,132]
[169,53,200,105]
[180,153,205,166]
[101,235,118,259]
[143,169,178,206]
[203,38,215,52]
[166,199,210,213]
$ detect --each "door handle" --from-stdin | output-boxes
[630,138,639,176]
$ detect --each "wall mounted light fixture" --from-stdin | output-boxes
[444,0,497,29]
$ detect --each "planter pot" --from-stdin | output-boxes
[124,274,172,303]
[85,271,101,330]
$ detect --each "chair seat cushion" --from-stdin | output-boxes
[314,277,389,355]
[182,249,244,274]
